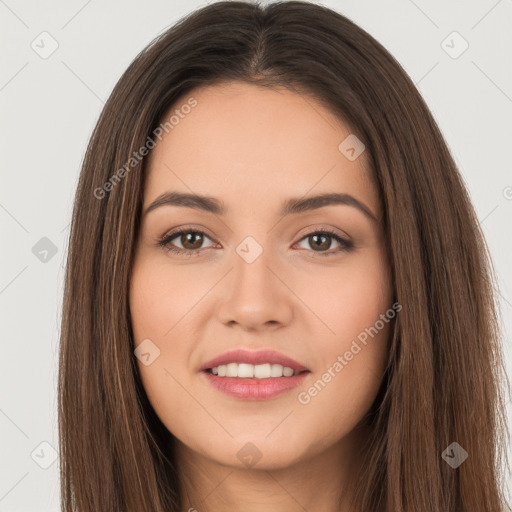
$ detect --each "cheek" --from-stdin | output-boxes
[129,259,189,408]
[129,256,222,427]
[293,249,392,410]
[129,257,205,341]
[294,247,392,346]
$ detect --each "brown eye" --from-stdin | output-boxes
[296,230,353,256]
[158,229,215,256]
[308,233,331,251]
[178,232,204,250]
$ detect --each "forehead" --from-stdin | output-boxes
[143,81,378,216]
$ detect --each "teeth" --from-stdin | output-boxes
[210,363,299,378]
[255,363,271,378]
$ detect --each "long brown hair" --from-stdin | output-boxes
[58,1,511,510]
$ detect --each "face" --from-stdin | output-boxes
[129,81,393,471]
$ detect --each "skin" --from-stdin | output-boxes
[129,81,394,512]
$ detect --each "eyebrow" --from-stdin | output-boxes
[143,191,378,222]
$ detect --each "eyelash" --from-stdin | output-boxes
[157,226,354,258]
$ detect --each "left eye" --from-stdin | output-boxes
[158,228,353,257]
[295,231,350,253]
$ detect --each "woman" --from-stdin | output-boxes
[58,1,511,511]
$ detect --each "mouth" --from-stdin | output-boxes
[200,348,309,374]
[201,369,310,400]
[200,349,311,400]
[204,363,307,378]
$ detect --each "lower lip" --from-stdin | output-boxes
[202,370,310,400]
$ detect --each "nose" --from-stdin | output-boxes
[216,242,294,332]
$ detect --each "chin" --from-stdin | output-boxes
[192,432,311,471]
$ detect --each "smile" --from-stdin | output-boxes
[208,362,302,378]
[202,367,310,400]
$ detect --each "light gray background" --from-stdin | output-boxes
[1,0,511,510]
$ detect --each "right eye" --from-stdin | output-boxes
[158,228,217,257]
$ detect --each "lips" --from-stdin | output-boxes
[200,348,309,373]
[202,370,309,400]
[200,349,311,400]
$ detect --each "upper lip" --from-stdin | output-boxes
[200,349,309,372]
